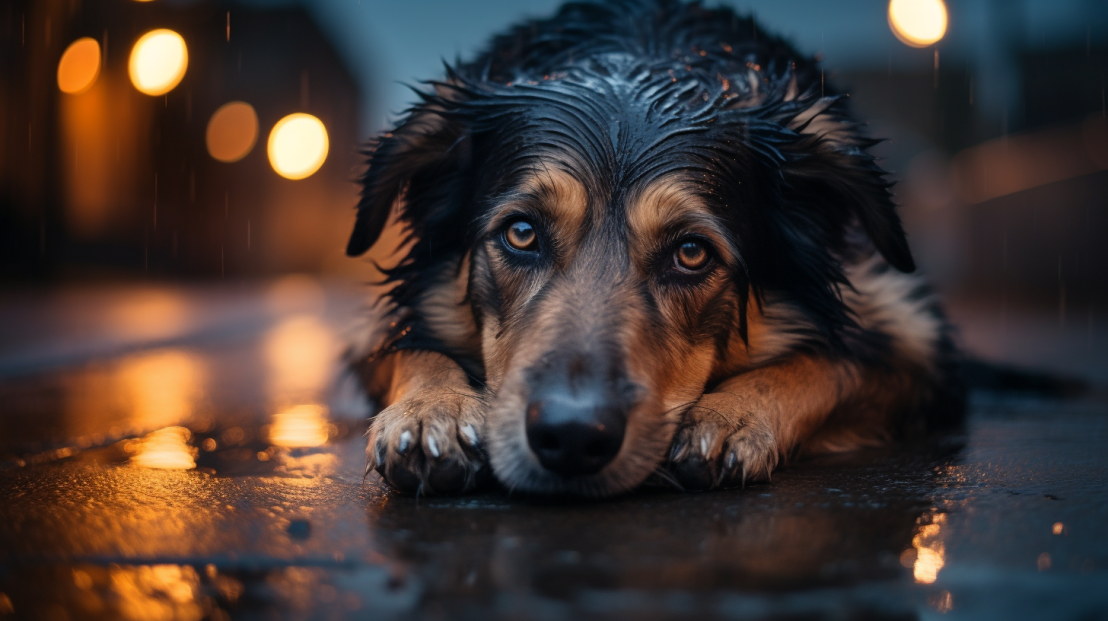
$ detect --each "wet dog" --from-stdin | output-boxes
[346,0,963,497]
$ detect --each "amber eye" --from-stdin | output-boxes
[674,240,710,271]
[504,219,538,251]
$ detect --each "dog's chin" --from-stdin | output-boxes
[485,397,675,498]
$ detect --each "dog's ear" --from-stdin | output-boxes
[784,97,915,273]
[346,106,469,257]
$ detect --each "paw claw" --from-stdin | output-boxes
[669,438,688,461]
[666,400,779,492]
[367,389,488,495]
[397,430,413,454]
[460,423,479,447]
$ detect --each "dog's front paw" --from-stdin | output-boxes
[666,393,779,491]
[367,388,490,495]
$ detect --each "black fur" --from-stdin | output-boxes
[348,0,915,383]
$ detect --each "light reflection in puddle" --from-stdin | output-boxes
[270,404,330,448]
[119,351,206,430]
[65,349,206,439]
[268,404,339,478]
[111,564,204,621]
[275,452,339,479]
[128,427,197,470]
[910,513,946,584]
[263,315,336,402]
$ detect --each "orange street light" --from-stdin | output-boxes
[57,37,101,94]
[206,101,259,163]
[267,113,329,180]
[129,29,188,96]
[888,0,948,48]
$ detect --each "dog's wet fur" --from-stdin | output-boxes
[345,0,964,497]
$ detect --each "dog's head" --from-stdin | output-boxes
[347,52,912,496]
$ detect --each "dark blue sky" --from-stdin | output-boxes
[233,0,1104,133]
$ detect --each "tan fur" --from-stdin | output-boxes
[363,173,943,496]
[417,253,481,358]
[673,356,861,484]
[486,168,589,252]
[362,350,489,494]
[626,179,739,266]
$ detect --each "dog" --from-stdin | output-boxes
[345,0,963,497]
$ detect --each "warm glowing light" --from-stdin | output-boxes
[110,565,203,621]
[1052,522,1065,535]
[1037,552,1052,571]
[119,350,205,430]
[270,404,329,448]
[206,101,259,163]
[57,38,101,94]
[129,29,188,96]
[107,289,189,342]
[263,314,335,401]
[888,0,947,48]
[266,274,325,315]
[911,513,946,584]
[130,427,197,470]
[267,113,329,180]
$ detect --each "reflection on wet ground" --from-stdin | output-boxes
[0,279,1106,620]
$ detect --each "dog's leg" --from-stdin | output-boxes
[363,350,489,494]
[667,356,860,491]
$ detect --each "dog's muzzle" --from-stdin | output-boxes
[522,357,638,477]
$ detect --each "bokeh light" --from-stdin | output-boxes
[57,37,101,94]
[269,404,330,448]
[911,513,947,584]
[267,113,329,180]
[206,101,259,163]
[129,427,197,470]
[128,29,188,96]
[888,0,948,48]
[263,313,335,400]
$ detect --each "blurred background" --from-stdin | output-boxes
[3,6,1107,618]
[1,0,1107,382]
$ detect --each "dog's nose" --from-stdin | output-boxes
[525,396,626,477]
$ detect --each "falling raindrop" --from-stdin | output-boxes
[1058,256,1066,330]
[301,70,310,109]
[933,49,939,89]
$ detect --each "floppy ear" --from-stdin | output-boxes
[785,97,915,273]
[346,106,469,257]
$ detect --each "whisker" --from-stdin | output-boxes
[651,466,684,491]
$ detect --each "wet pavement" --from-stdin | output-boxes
[1,278,1106,620]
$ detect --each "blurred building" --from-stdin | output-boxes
[1,0,363,281]
[2,0,1107,317]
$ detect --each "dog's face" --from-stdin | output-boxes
[347,61,912,496]
[473,166,744,494]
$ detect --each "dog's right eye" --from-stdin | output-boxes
[504,219,538,251]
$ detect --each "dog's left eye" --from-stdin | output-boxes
[674,240,711,272]
[504,219,538,251]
